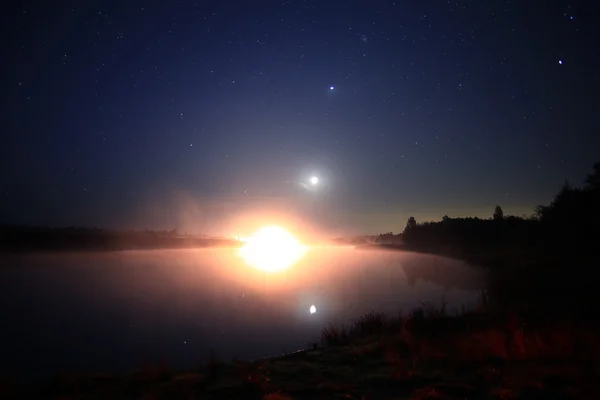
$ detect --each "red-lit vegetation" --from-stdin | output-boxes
[13,300,600,399]
[6,161,600,398]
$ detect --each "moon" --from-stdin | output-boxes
[309,176,319,185]
[309,305,316,314]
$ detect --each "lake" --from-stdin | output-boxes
[0,247,483,382]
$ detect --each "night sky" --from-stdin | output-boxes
[3,1,600,235]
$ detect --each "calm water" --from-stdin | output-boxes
[0,247,483,382]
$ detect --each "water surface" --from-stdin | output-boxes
[0,247,483,381]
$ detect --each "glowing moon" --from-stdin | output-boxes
[329,86,335,90]
[310,305,316,314]
[238,226,306,272]
[309,176,319,185]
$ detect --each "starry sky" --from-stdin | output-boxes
[2,1,600,235]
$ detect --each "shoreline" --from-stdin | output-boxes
[5,234,600,398]
[353,243,535,269]
[13,308,600,399]
[0,242,244,255]
[354,243,476,263]
[0,228,244,255]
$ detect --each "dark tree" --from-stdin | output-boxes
[405,216,417,232]
[584,161,600,191]
[493,205,504,221]
[535,181,577,223]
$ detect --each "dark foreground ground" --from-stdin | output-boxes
[5,308,600,400]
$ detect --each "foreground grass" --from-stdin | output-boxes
[7,305,600,400]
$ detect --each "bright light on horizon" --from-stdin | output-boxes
[238,226,307,272]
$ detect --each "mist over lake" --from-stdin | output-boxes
[0,247,483,382]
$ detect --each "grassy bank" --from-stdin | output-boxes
[8,305,600,399]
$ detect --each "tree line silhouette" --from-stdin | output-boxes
[398,160,600,314]
[400,160,600,266]
[0,226,241,253]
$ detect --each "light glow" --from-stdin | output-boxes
[238,226,307,272]
[310,305,316,314]
[309,176,319,185]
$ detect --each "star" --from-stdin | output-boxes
[5,0,598,243]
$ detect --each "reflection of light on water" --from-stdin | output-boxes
[238,226,307,272]
[309,305,316,314]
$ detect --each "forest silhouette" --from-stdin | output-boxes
[399,160,600,316]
